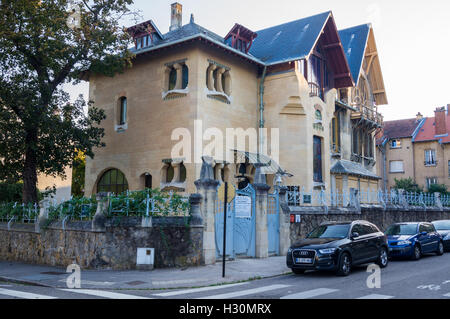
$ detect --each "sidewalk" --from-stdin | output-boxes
[0,257,291,290]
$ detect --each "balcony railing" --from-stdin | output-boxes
[309,82,323,99]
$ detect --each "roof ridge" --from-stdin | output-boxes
[254,11,331,33]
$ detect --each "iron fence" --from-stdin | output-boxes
[287,187,445,209]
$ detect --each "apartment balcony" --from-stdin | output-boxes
[309,82,323,100]
[351,103,383,128]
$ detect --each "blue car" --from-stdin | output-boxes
[385,222,444,260]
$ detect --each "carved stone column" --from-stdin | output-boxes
[194,156,219,265]
[214,67,225,93]
[276,186,291,256]
[173,63,183,90]
[92,192,109,232]
[253,164,270,259]
[207,64,217,91]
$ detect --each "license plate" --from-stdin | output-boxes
[296,258,313,264]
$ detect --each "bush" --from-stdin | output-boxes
[428,184,448,194]
[393,178,423,193]
[0,183,23,203]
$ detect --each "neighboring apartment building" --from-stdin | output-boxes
[377,106,450,191]
[376,115,424,190]
[83,3,388,201]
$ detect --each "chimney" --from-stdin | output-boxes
[416,112,423,122]
[434,107,446,135]
[170,2,182,31]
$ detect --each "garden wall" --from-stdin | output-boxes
[0,217,203,270]
[289,205,450,243]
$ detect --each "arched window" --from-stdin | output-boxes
[179,163,187,183]
[119,97,127,125]
[315,109,322,121]
[168,68,177,91]
[182,64,189,89]
[97,169,129,194]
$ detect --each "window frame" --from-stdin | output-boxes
[389,160,405,173]
[97,169,129,195]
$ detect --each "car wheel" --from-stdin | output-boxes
[376,247,389,268]
[336,252,351,276]
[411,244,421,261]
[436,241,444,256]
[292,269,305,275]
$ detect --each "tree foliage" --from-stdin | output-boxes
[71,150,85,197]
[393,177,423,193]
[0,0,136,203]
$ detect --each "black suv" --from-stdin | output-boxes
[287,220,389,276]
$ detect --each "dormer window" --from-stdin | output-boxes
[225,24,257,54]
[127,19,162,50]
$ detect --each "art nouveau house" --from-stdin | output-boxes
[84,3,388,205]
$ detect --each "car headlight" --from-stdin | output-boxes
[444,234,450,240]
[397,240,412,246]
[319,248,337,254]
[287,247,293,253]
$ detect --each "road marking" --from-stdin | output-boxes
[58,279,115,286]
[60,289,151,299]
[153,282,249,297]
[0,288,57,299]
[281,288,339,299]
[357,294,394,299]
[198,284,290,299]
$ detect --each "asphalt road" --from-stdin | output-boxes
[1,252,450,300]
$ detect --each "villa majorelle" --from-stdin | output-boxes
[83,3,388,200]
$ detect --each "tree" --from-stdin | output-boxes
[0,0,137,203]
[393,178,423,193]
[71,150,85,197]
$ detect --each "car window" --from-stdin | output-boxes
[425,224,435,233]
[307,224,351,239]
[385,224,418,236]
[370,224,380,233]
[433,221,450,230]
[361,224,374,235]
[351,224,365,236]
[419,224,427,233]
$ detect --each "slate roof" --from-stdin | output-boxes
[339,24,371,86]
[128,11,351,72]
[331,160,380,180]
[382,118,422,140]
[249,11,331,64]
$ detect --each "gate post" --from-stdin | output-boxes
[276,186,291,256]
[194,156,219,265]
[253,164,270,259]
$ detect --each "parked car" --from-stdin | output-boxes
[385,222,444,260]
[286,221,389,276]
[432,220,450,251]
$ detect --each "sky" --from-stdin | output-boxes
[66,0,450,121]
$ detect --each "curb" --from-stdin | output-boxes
[0,276,53,288]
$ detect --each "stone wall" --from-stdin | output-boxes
[0,217,203,270]
[289,206,450,243]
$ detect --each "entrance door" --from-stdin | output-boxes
[268,191,280,255]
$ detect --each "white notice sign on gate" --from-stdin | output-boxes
[235,195,252,218]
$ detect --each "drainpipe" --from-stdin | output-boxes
[258,66,267,162]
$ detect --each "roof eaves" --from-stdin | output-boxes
[132,33,265,65]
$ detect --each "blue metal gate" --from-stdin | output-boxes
[268,190,280,255]
[215,184,256,259]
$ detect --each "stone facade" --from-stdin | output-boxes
[83,7,387,206]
